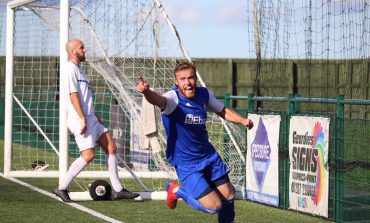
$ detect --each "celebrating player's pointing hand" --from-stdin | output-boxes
[136,76,150,93]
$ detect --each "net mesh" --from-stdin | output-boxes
[10,0,246,193]
[245,0,370,107]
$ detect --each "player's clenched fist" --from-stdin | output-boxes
[136,76,150,93]
[244,118,254,130]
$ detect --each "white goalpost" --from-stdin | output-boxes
[4,0,248,200]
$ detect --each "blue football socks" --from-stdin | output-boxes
[217,197,235,223]
[175,187,218,214]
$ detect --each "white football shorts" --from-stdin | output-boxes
[68,115,108,151]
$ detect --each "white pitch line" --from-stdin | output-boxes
[0,173,124,223]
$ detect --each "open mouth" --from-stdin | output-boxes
[185,86,194,91]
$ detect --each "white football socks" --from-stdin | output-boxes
[59,156,88,190]
[59,154,123,192]
[107,154,123,192]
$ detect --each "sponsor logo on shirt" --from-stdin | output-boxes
[184,114,205,125]
[77,79,92,90]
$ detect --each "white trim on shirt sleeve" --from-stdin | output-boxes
[207,89,224,113]
[162,90,178,115]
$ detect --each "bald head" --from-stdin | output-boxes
[66,39,79,53]
[66,39,86,64]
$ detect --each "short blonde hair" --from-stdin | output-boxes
[174,61,196,76]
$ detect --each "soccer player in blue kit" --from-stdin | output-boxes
[136,61,253,223]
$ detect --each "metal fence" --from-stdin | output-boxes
[219,93,370,222]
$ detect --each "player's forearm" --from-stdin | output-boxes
[70,92,86,119]
[221,108,244,124]
[218,107,253,129]
[142,89,167,110]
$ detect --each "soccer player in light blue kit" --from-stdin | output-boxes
[136,61,253,223]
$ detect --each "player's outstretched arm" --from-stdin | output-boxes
[217,107,254,130]
[136,76,167,110]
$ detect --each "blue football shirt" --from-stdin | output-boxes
[162,86,224,166]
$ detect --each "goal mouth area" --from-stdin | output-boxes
[5,170,245,201]
[69,187,246,201]
[5,0,247,198]
[5,170,177,179]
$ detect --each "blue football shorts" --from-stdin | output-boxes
[175,152,230,200]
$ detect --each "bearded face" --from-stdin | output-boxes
[73,40,86,63]
[175,68,197,99]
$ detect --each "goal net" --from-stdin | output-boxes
[245,0,370,111]
[4,0,247,199]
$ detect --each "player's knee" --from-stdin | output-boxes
[102,144,117,154]
[82,150,95,163]
[223,190,234,201]
[106,141,117,154]
[201,202,222,215]
[204,207,220,215]
[220,184,235,201]
[204,199,223,211]
[85,153,95,163]
[109,145,117,153]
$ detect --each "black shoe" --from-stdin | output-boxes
[53,187,72,202]
[111,188,140,200]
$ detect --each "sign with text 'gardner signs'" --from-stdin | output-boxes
[247,114,280,206]
[289,116,330,218]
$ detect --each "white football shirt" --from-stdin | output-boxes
[64,61,94,125]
